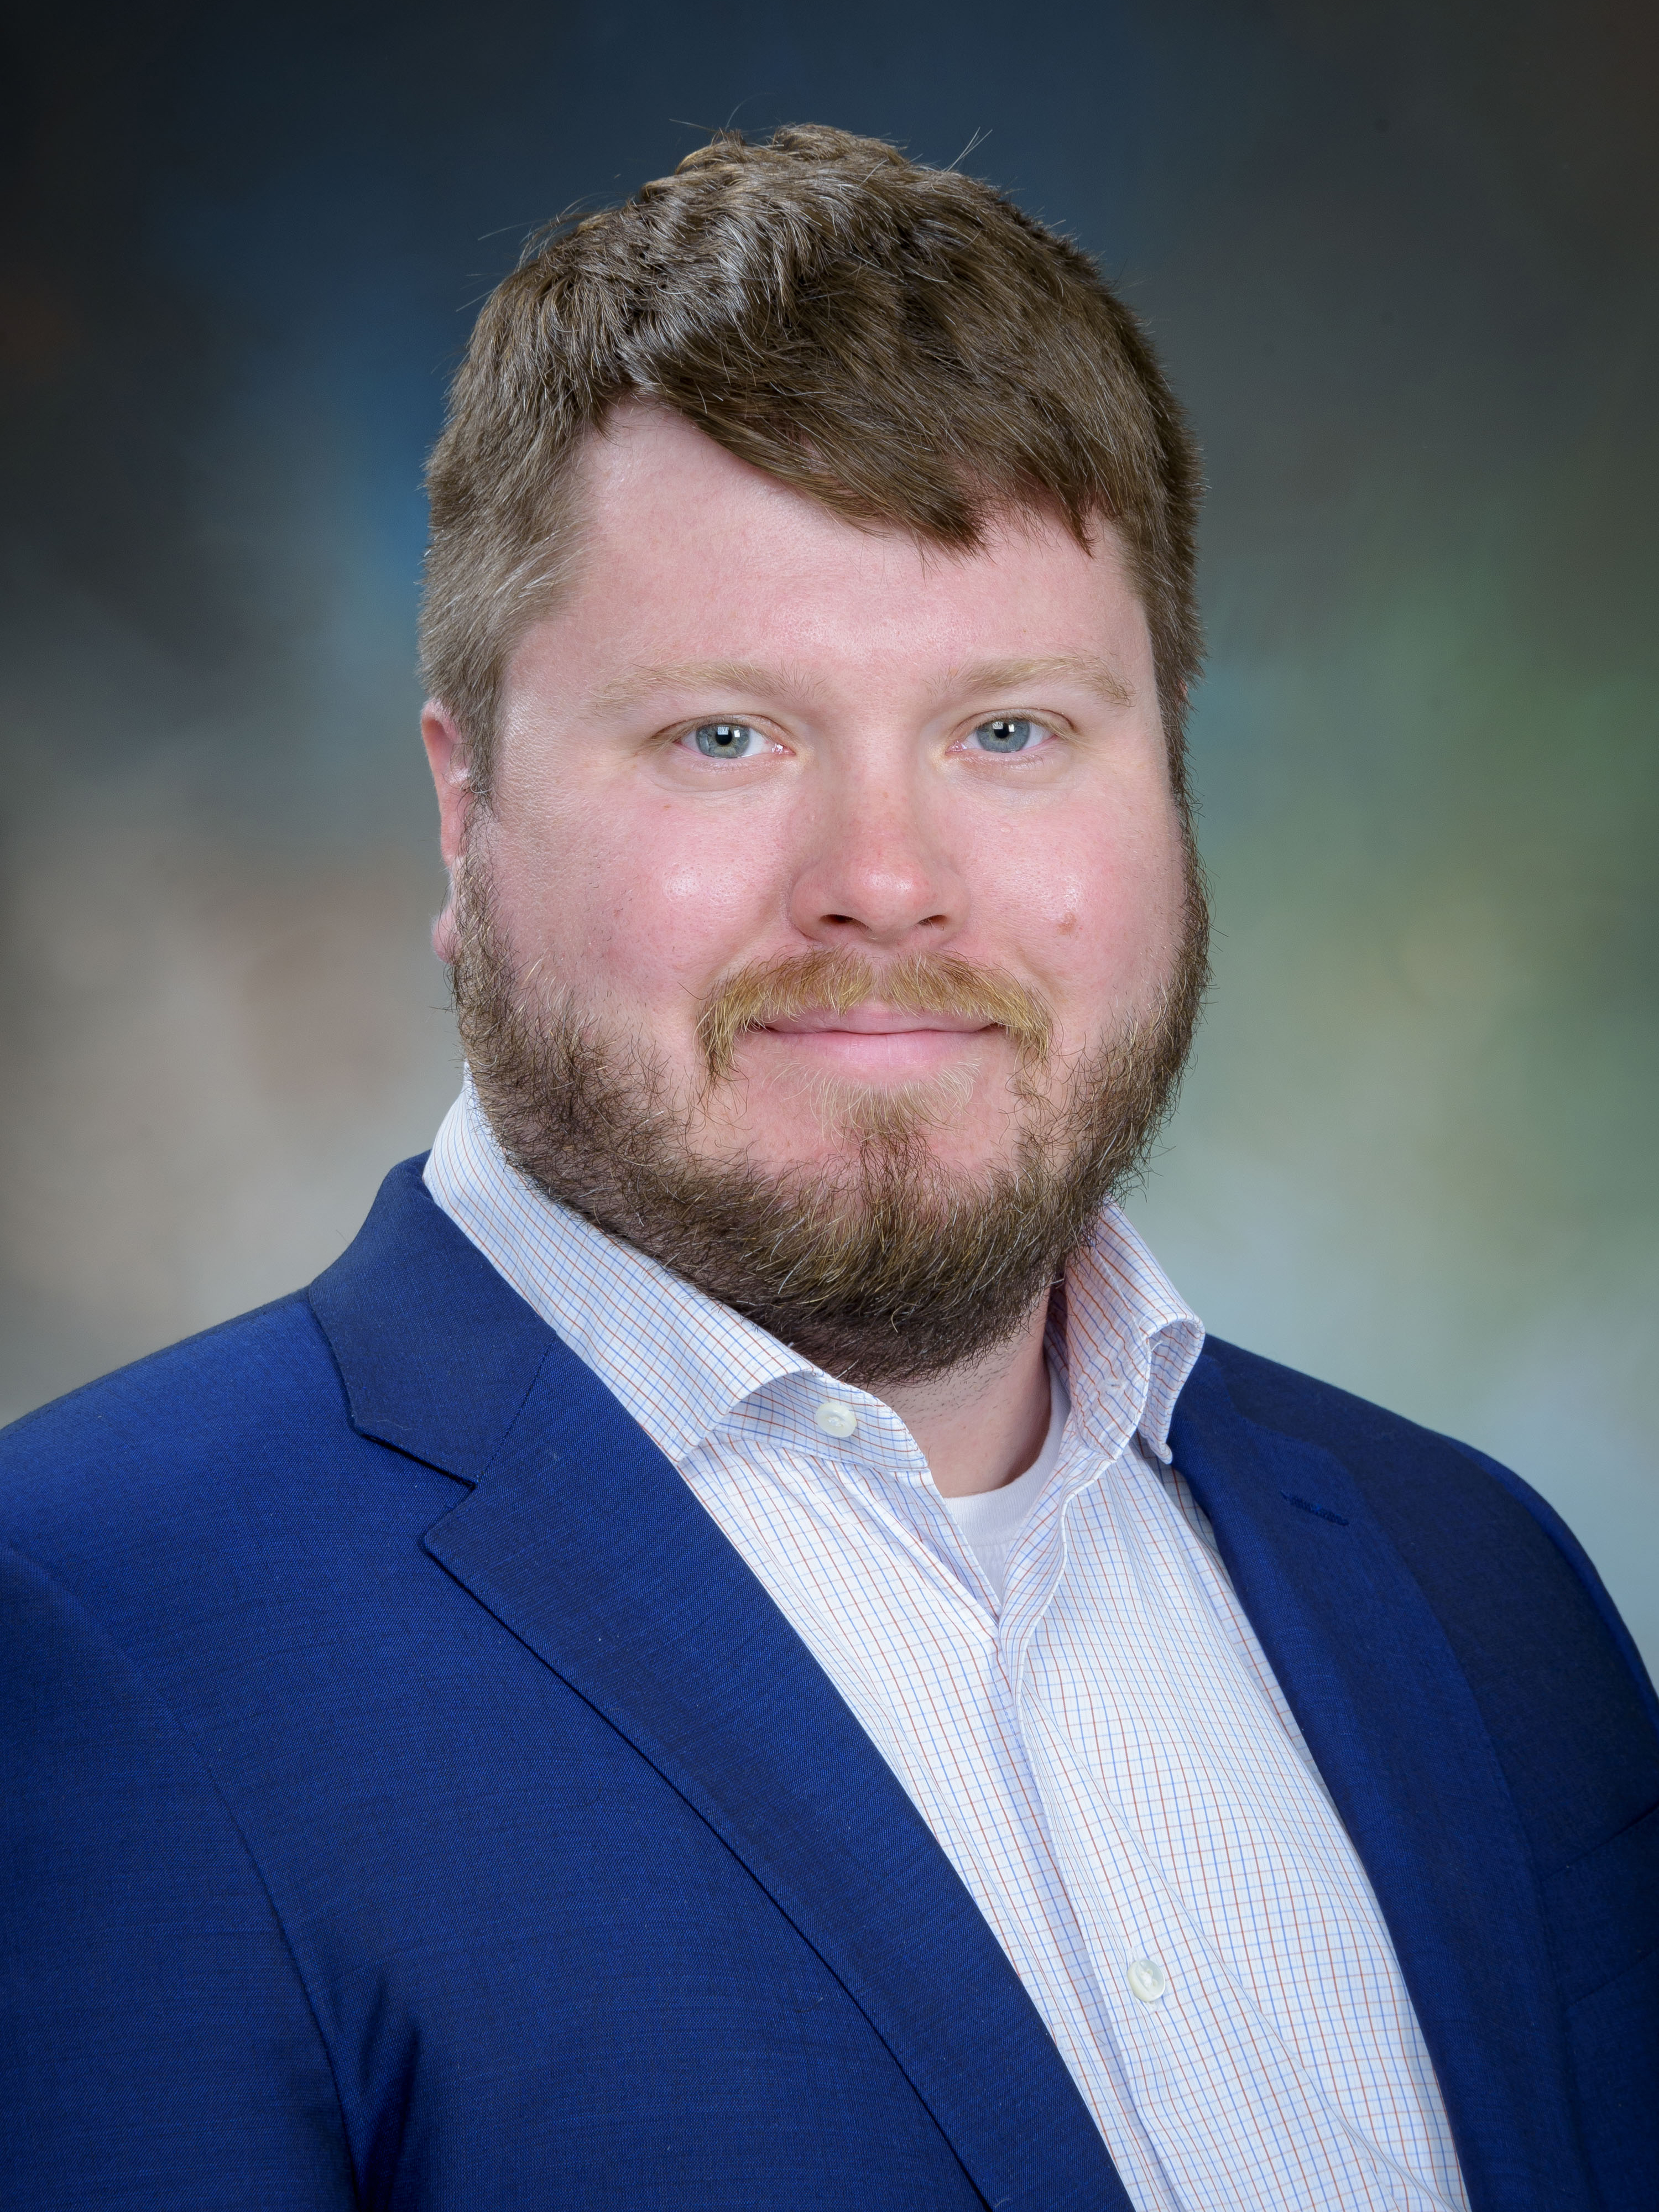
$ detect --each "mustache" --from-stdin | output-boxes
[697,948,1054,1081]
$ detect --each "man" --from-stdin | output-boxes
[3,126,1654,2211]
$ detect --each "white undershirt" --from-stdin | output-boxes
[941,1361,1071,1603]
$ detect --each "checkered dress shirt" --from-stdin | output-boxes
[427,1077,1468,2211]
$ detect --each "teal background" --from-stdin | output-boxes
[3,2,1654,1664]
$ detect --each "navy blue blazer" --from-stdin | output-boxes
[3,1157,1656,2210]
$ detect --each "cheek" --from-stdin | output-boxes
[496,795,791,1018]
[1005,804,1186,1006]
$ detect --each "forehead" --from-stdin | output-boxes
[519,404,1153,693]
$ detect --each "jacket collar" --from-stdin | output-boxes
[310,1159,1129,2212]
[1170,1349,1592,2212]
[309,1156,553,1480]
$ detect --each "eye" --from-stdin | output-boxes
[966,716,1051,755]
[682,720,772,760]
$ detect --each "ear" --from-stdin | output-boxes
[421,700,472,965]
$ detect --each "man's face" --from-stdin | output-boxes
[425,404,1203,1380]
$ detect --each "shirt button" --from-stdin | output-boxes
[1126,1958,1168,2004]
[814,1401,859,1439]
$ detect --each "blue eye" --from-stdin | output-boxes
[690,721,766,759]
[971,717,1043,754]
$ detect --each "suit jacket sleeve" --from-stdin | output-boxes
[1,1543,356,2210]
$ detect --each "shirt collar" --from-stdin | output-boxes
[425,1072,1203,1473]
[425,1072,809,1464]
[1051,1218,1204,1469]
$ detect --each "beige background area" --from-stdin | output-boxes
[0,779,457,1406]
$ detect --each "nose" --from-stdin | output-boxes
[785,758,967,952]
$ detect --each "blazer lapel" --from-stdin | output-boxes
[1169,1351,1592,2212]
[312,1162,1128,2212]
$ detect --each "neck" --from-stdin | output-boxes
[853,1295,1056,1499]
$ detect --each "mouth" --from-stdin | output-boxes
[743,1003,1001,1079]
[697,950,1053,1082]
[758,1005,997,1037]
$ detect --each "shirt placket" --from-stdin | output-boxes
[1014,1473,1456,2212]
[890,1456,1198,2212]
[948,1455,1183,2207]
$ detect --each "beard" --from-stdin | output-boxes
[451,857,1209,1390]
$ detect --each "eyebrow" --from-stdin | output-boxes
[941,655,1136,709]
[584,650,1134,718]
[586,660,827,717]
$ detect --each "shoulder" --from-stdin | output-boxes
[0,1155,557,1651]
[0,1292,349,1592]
[0,1154,453,1556]
[1200,1333,1470,1469]
[1199,1330,1584,1545]
[1194,1334,1659,1736]
[1,1290,348,1515]
[0,1275,461,1657]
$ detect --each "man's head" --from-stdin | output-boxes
[420,128,1208,1386]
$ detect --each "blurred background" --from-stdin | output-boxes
[2,0,1654,1666]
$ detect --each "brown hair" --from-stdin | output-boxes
[421,124,1203,805]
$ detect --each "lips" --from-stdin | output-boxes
[758,1005,998,1035]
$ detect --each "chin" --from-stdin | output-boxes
[719,1059,1025,1172]
[742,1116,1018,1188]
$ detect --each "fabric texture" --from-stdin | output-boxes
[426,1078,1467,2211]
[1,1152,1654,2211]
